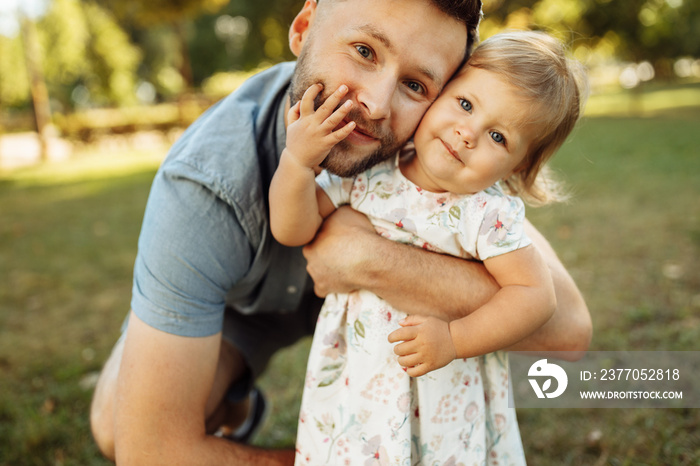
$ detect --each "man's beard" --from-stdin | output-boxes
[289,55,405,178]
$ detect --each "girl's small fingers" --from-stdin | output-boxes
[318,84,349,116]
[324,100,353,130]
[397,353,421,368]
[300,83,323,116]
[287,101,302,122]
[331,119,356,143]
[406,364,428,378]
[392,340,417,356]
[388,326,412,343]
[399,315,425,327]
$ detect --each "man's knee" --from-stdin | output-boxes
[90,394,115,460]
[90,336,125,460]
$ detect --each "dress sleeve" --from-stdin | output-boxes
[315,170,354,208]
[472,191,532,261]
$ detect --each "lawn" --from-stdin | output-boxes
[1,85,699,465]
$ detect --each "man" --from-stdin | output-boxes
[90,0,591,464]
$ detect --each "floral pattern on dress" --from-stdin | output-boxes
[296,157,528,465]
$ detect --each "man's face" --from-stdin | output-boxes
[289,0,468,177]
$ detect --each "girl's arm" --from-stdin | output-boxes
[269,84,355,246]
[388,244,556,377]
[269,153,337,246]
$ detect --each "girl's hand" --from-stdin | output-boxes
[387,315,457,377]
[284,83,355,169]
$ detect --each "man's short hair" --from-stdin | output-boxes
[317,0,483,58]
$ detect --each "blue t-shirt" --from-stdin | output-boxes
[131,62,309,337]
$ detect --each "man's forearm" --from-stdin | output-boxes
[504,220,592,358]
[305,207,592,355]
[362,232,591,356]
[354,234,499,321]
[350,221,591,355]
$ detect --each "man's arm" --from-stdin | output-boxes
[302,207,591,358]
[508,220,592,359]
[113,312,294,465]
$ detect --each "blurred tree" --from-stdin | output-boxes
[20,12,51,160]
[0,30,30,108]
[185,1,293,84]
[481,0,700,79]
[42,0,141,107]
[95,0,231,89]
[581,0,700,78]
[0,0,141,111]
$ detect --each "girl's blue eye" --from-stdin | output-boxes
[459,98,472,112]
[356,45,372,59]
[490,131,505,144]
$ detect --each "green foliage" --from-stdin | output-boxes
[3,0,699,120]
[0,34,30,107]
[96,0,231,26]
[181,0,303,83]
[482,0,700,75]
[39,0,90,88]
[79,2,140,106]
[0,0,141,111]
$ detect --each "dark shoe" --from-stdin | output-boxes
[215,387,268,444]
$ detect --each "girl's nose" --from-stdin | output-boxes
[456,125,476,148]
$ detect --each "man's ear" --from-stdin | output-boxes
[289,0,318,57]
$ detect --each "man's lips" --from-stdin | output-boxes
[338,118,378,144]
[441,139,463,163]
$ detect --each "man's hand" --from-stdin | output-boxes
[302,206,377,297]
[387,315,457,377]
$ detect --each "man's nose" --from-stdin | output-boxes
[355,73,394,121]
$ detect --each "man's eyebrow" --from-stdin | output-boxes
[356,24,442,88]
[357,24,393,50]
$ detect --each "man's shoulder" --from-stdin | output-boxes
[169,61,295,154]
[228,61,296,104]
[158,62,296,201]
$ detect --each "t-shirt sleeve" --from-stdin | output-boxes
[315,170,354,207]
[130,166,253,337]
[470,192,532,261]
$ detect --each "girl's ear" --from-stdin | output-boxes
[289,0,318,57]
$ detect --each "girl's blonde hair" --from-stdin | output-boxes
[467,30,588,205]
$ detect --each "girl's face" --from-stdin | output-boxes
[408,66,542,194]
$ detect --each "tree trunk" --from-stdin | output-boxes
[174,20,194,89]
[20,14,52,162]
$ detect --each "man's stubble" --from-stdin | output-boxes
[289,45,405,178]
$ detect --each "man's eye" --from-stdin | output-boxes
[406,81,425,94]
[459,98,472,112]
[355,45,373,59]
[490,131,505,144]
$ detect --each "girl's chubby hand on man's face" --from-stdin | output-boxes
[284,83,356,169]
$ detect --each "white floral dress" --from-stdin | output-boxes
[295,156,529,466]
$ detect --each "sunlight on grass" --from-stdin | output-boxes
[1,148,166,187]
[585,82,700,117]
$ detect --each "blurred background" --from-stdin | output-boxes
[0,0,699,464]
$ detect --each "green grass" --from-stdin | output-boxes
[1,85,699,464]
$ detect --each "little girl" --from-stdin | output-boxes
[270,31,587,465]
